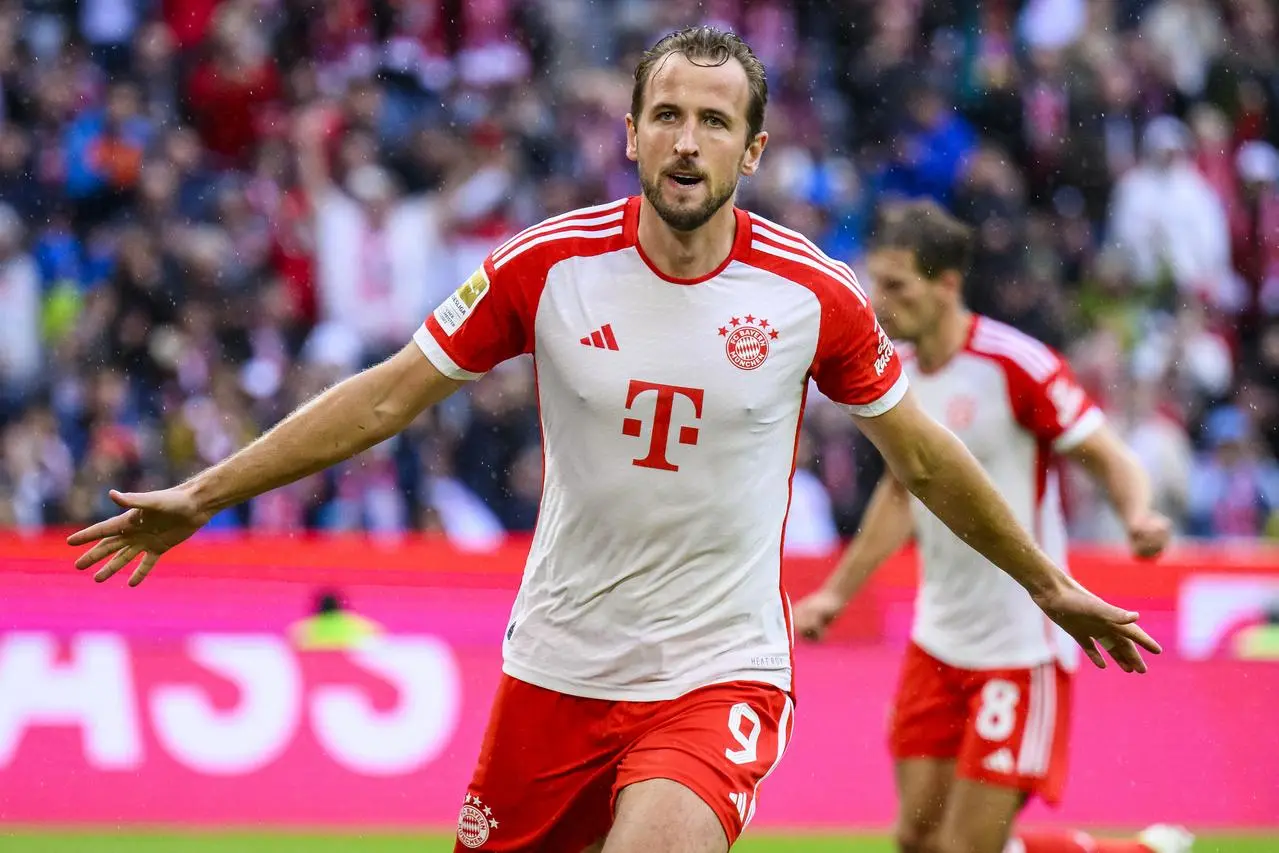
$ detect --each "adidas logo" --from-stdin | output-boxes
[580,324,619,350]
[728,791,750,822]
[982,747,1015,774]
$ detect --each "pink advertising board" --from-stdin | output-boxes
[2,535,1277,830]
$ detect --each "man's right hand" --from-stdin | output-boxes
[68,487,212,587]
[793,589,846,642]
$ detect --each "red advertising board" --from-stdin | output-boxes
[2,534,1277,829]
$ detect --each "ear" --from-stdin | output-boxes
[940,269,965,303]
[740,130,768,176]
[625,114,639,164]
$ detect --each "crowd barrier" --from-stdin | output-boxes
[2,533,1277,830]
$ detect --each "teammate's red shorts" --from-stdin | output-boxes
[453,675,794,851]
[888,642,1072,804]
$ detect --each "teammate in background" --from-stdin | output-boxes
[794,200,1187,853]
[68,28,1160,853]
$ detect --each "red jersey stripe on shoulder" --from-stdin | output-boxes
[492,226,626,270]
[742,235,868,312]
[969,317,1059,382]
[750,213,847,265]
[496,197,627,250]
[752,228,863,295]
[492,216,626,267]
[971,316,1060,363]
[976,329,1059,379]
[977,325,1058,372]
[750,214,868,301]
[492,207,628,265]
[750,239,867,306]
[539,196,629,226]
[492,198,629,260]
[967,335,1057,383]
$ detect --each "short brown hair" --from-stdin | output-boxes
[631,26,769,144]
[870,200,974,280]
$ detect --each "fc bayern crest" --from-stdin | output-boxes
[457,793,498,848]
[719,314,778,371]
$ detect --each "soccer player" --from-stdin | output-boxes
[794,201,1189,853]
[69,28,1160,853]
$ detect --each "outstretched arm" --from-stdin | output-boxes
[69,344,463,585]
[853,389,1161,672]
[183,343,459,513]
[794,472,912,640]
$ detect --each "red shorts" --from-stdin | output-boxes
[454,675,794,852]
[888,642,1072,804]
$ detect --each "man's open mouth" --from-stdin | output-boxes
[668,172,704,187]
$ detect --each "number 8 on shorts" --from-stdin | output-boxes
[975,678,1020,741]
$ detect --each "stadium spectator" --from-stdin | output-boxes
[1186,404,1279,538]
[0,202,41,413]
[1106,116,1237,310]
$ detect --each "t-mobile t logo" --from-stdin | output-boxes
[621,380,705,471]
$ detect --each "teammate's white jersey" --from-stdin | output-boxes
[416,197,906,700]
[902,315,1104,671]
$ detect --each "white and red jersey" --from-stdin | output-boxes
[415,197,906,700]
[901,315,1104,671]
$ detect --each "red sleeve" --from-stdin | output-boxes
[811,283,908,416]
[414,254,537,379]
[1004,354,1105,452]
[414,203,631,378]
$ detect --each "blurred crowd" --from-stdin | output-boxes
[0,0,1277,547]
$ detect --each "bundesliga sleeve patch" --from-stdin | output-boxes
[434,267,490,336]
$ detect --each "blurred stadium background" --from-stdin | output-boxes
[1,0,1278,850]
